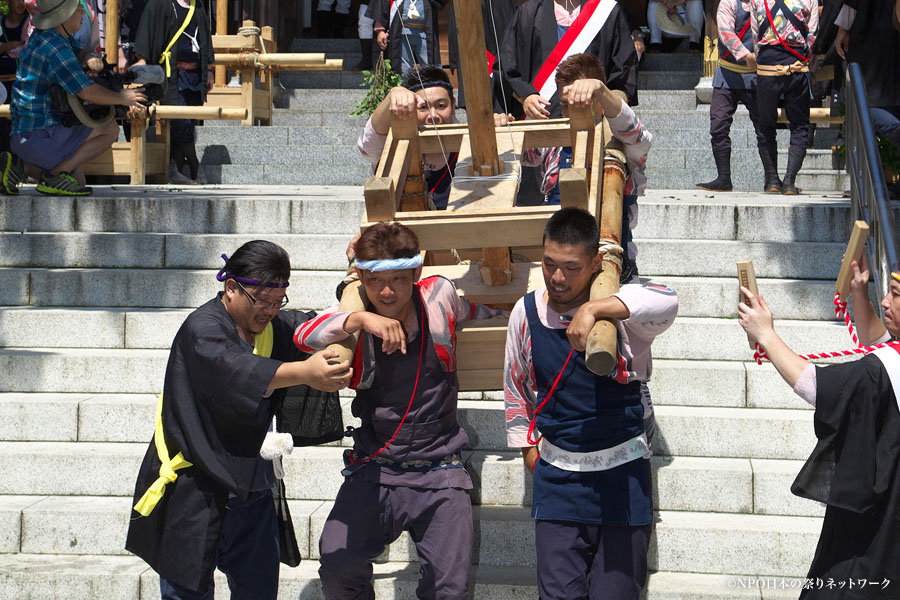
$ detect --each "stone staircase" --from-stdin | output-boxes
[193,40,847,194]
[0,182,865,598]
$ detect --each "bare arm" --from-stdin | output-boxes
[848,255,888,346]
[738,287,809,388]
[77,83,147,107]
[267,349,352,392]
[370,86,418,135]
[521,446,540,471]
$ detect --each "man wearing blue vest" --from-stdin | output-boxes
[504,207,678,599]
[695,0,767,192]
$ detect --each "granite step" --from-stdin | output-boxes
[0,492,820,575]
[647,167,850,193]
[0,553,800,600]
[0,233,855,280]
[0,269,849,320]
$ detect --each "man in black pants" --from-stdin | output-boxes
[749,0,818,195]
[696,0,766,192]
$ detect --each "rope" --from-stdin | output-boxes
[752,292,881,365]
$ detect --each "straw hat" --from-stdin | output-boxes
[654,4,696,37]
[31,0,81,30]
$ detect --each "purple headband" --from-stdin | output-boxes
[216,253,290,288]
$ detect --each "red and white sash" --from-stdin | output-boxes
[873,345,900,413]
[389,0,399,25]
[532,0,618,100]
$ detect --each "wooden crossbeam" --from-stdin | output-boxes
[364,213,551,251]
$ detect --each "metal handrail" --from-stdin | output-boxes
[845,62,899,304]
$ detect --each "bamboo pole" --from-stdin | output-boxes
[326,280,369,366]
[215,0,228,87]
[584,149,627,376]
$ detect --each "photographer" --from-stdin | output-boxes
[1,0,146,196]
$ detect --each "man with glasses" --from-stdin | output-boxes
[126,240,352,600]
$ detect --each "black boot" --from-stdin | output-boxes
[781,145,806,195]
[758,143,782,193]
[316,10,332,38]
[333,12,349,38]
[696,148,733,191]
[352,37,374,71]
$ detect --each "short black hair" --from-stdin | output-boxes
[222,240,291,288]
[402,64,454,97]
[543,207,599,256]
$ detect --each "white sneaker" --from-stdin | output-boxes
[227,74,241,88]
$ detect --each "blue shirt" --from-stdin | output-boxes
[11,29,92,135]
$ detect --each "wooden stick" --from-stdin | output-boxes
[326,280,369,366]
[215,0,228,87]
[835,221,869,300]
[584,150,627,376]
[105,0,119,66]
[453,0,500,176]
[737,260,759,348]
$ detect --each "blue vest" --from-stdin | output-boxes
[524,292,652,525]
[713,0,757,90]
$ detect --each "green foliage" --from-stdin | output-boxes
[0,1,8,15]
[350,54,403,119]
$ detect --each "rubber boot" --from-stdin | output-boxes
[352,37,374,71]
[316,10,332,38]
[695,149,733,191]
[333,12,349,38]
[758,143,782,193]
[781,145,806,195]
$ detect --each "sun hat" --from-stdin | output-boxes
[654,3,696,37]
[31,0,81,30]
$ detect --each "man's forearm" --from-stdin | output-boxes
[77,84,127,106]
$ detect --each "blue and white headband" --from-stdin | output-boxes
[355,255,424,272]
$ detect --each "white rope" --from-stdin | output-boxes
[486,0,520,163]
[395,4,454,186]
[598,239,624,256]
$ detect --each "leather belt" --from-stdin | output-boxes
[176,61,200,71]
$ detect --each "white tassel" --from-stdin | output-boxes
[260,431,294,460]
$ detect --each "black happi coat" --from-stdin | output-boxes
[498,0,638,118]
[842,0,900,108]
[792,354,900,598]
[367,0,447,75]
[134,0,214,104]
[125,296,309,591]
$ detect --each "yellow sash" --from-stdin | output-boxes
[159,0,196,78]
[718,58,756,74]
[133,321,274,517]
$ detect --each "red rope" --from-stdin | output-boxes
[349,301,426,464]
[752,293,894,365]
[762,0,810,63]
[526,349,575,446]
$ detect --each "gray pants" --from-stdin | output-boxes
[319,476,473,599]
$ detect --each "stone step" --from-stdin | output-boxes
[647,127,840,150]
[0,553,792,600]
[647,167,849,193]
[635,90,698,111]
[196,143,366,169]
[0,301,857,360]
[0,233,851,280]
[0,491,819,576]
[0,186,365,235]
[207,162,374,186]
[471,451,824,518]
[0,187,859,242]
[0,268,344,308]
[0,263,850,319]
[305,503,820,575]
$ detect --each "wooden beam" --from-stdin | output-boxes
[392,114,426,212]
[215,8,228,86]
[479,247,515,286]
[559,168,588,210]
[835,221,870,300]
[129,118,147,184]
[105,0,119,66]
[419,262,545,305]
[453,0,500,176]
[365,213,551,251]
[364,177,398,223]
[240,65,255,125]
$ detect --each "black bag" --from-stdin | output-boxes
[273,477,301,567]
[276,384,344,446]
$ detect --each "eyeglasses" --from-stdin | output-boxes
[234,280,289,310]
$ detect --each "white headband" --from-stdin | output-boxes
[355,255,424,272]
